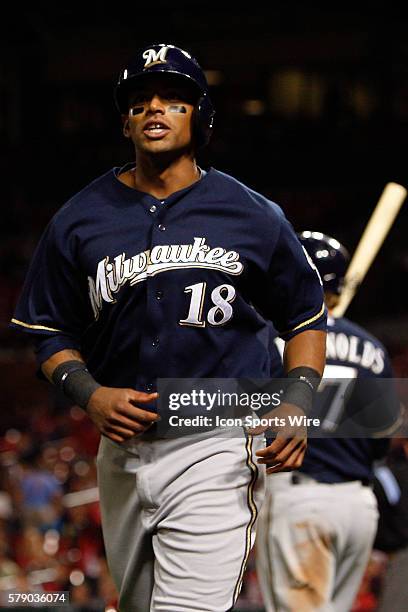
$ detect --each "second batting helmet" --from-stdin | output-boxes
[298,231,350,295]
[114,43,215,147]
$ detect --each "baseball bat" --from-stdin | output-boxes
[332,182,407,317]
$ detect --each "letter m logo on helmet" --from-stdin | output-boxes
[142,46,170,69]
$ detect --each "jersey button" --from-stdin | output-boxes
[152,339,159,347]
[146,383,154,392]
[149,205,157,213]
[156,290,163,300]
[158,224,166,231]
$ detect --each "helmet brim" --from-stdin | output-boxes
[114,69,203,114]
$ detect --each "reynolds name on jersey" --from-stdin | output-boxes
[326,333,384,374]
[326,316,388,376]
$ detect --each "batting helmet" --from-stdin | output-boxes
[114,43,215,147]
[298,231,350,295]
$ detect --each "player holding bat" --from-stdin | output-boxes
[256,231,402,612]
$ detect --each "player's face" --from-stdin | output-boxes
[123,74,198,156]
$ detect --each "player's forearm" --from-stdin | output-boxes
[283,329,326,376]
[41,348,85,383]
[279,329,326,414]
[41,349,159,442]
[41,349,101,410]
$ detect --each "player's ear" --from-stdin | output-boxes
[122,114,131,138]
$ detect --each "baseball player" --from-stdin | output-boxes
[256,231,401,612]
[10,44,327,612]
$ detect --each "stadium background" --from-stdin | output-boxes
[1,5,407,611]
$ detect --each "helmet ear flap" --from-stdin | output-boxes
[297,231,350,295]
[193,95,215,148]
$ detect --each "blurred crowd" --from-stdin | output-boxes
[0,403,119,611]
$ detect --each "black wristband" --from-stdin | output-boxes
[283,367,322,413]
[52,360,101,409]
[287,367,321,391]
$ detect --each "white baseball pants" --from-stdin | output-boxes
[256,472,378,612]
[96,429,265,612]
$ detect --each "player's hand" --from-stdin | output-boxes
[86,386,160,443]
[247,403,307,474]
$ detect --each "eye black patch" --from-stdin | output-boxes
[130,107,144,116]
[168,105,187,113]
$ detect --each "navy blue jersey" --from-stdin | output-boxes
[270,316,400,483]
[11,166,325,394]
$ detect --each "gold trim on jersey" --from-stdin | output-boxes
[11,318,62,333]
[232,434,259,606]
[282,303,326,335]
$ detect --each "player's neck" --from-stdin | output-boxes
[131,154,201,199]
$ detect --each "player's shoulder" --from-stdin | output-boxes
[330,315,387,351]
[209,168,286,220]
[56,168,117,219]
[43,168,125,241]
